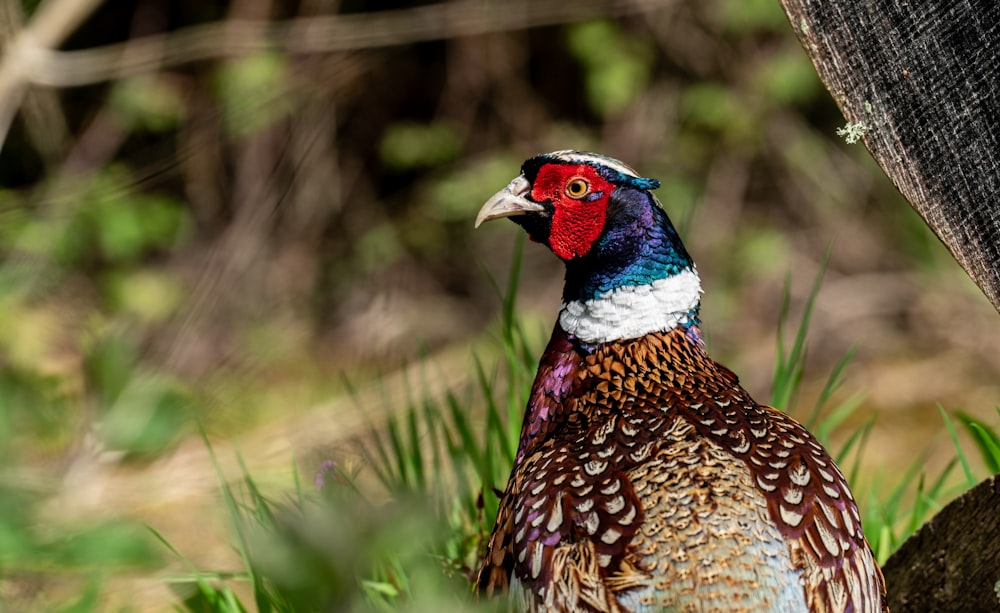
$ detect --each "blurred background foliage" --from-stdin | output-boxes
[0,0,998,609]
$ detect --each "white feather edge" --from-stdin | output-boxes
[545,150,642,180]
[558,267,702,344]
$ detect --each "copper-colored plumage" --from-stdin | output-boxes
[478,326,888,612]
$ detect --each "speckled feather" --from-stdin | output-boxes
[478,326,888,612]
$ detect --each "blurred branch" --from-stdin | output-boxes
[0,2,70,162]
[0,0,104,149]
[23,0,666,88]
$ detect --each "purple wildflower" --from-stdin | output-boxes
[314,459,338,491]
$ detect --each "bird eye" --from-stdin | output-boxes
[565,178,590,199]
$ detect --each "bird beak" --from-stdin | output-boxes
[475,175,545,228]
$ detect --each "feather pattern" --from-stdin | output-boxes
[478,327,888,612]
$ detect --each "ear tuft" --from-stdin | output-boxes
[602,169,660,191]
[630,176,661,190]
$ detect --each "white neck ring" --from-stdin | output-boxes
[558,267,702,344]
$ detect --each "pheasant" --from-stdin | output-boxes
[474,151,887,612]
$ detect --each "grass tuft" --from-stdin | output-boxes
[939,405,978,489]
[770,248,831,414]
[955,410,1000,474]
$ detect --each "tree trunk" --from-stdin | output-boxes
[778,0,1000,313]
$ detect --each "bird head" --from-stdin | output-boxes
[476,151,701,342]
[476,151,664,261]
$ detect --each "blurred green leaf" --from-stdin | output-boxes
[88,193,188,263]
[0,490,36,563]
[110,75,186,133]
[355,223,403,273]
[429,153,524,222]
[56,576,102,613]
[136,194,190,250]
[214,52,291,137]
[380,122,461,170]
[47,522,160,568]
[718,0,790,32]
[34,167,192,268]
[102,269,185,323]
[566,21,652,117]
[100,378,192,456]
[0,366,70,445]
[737,226,791,277]
[0,189,29,245]
[754,49,822,106]
[179,584,249,613]
[84,332,137,410]
[680,83,756,142]
[93,198,147,262]
[50,213,93,266]
[657,176,699,233]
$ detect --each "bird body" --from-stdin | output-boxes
[475,151,887,612]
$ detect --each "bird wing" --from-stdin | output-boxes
[684,383,888,612]
[478,425,648,610]
[756,404,889,613]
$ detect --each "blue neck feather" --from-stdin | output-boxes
[562,187,695,305]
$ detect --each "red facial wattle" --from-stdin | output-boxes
[531,164,612,260]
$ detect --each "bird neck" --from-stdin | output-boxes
[558,198,702,344]
[559,271,702,344]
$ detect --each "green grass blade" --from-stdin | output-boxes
[475,356,514,469]
[770,249,830,413]
[906,473,927,537]
[232,456,278,613]
[883,456,923,518]
[955,411,1000,474]
[773,273,792,398]
[806,345,856,431]
[436,400,475,517]
[905,458,955,538]
[939,405,977,488]
[360,432,395,491]
[196,427,270,612]
[502,235,525,347]
[422,398,444,498]
[844,417,875,487]
[926,457,956,502]
[291,458,304,508]
[387,415,410,489]
[875,524,893,565]
[236,456,274,527]
[515,319,538,379]
[352,376,397,490]
[814,392,864,444]
[444,388,484,477]
[408,378,431,494]
[834,415,873,468]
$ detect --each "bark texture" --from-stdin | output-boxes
[882,475,1000,611]
[779,0,1000,312]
